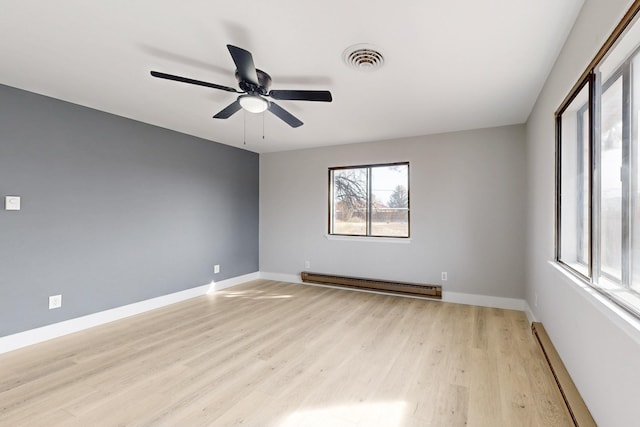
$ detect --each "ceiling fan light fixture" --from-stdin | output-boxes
[239,95,268,113]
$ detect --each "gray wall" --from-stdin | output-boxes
[0,84,259,337]
[260,125,526,298]
[525,0,640,425]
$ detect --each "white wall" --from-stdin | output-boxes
[260,125,526,299]
[525,0,640,425]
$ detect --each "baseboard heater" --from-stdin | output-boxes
[531,322,596,427]
[300,271,442,299]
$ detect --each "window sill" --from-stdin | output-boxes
[325,234,411,244]
[549,261,640,344]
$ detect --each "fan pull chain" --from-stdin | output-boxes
[262,111,265,140]
[243,111,246,145]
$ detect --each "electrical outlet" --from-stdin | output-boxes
[304,260,311,269]
[441,272,448,281]
[214,264,220,274]
[49,294,62,309]
[5,196,21,211]
[534,293,538,307]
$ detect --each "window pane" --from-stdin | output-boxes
[599,76,623,281]
[558,83,590,276]
[332,168,368,235]
[371,164,409,237]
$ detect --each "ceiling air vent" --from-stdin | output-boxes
[343,44,384,71]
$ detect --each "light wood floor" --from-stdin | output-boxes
[0,280,571,426]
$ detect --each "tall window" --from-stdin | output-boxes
[556,6,640,317]
[329,162,409,238]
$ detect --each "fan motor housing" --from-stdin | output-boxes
[236,69,272,95]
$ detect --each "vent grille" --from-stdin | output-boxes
[301,272,441,299]
[343,44,384,71]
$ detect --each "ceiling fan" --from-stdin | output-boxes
[150,45,333,128]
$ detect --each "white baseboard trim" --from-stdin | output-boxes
[1,270,528,354]
[0,271,264,355]
[208,272,262,292]
[259,272,526,311]
[524,301,538,324]
[0,283,210,355]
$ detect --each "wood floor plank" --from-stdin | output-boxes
[0,280,572,426]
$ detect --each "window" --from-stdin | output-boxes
[329,162,409,238]
[556,5,640,317]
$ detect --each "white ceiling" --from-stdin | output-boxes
[0,0,584,153]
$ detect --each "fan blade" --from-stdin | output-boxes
[268,102,303,128]
[213,100,242,119]
[269,90,332,102]
[151,71,240,93]
[227,45,259,86]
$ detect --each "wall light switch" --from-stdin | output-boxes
[5,196,20,211]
